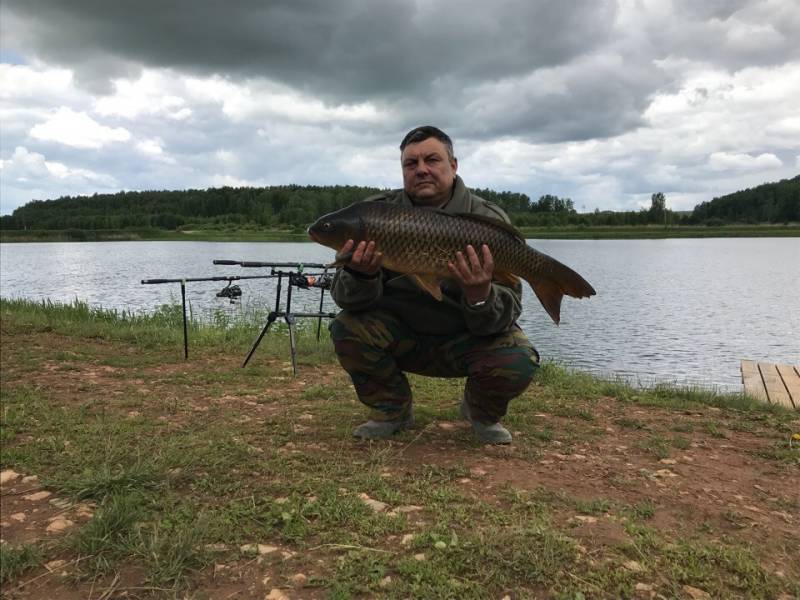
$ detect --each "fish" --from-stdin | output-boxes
[307,201,595,324]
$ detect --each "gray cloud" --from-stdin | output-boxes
[1,1,798,215]
[1,0,616,100]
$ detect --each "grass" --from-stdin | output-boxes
[1,298,798,598]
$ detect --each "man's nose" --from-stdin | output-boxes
[414,160,429,175]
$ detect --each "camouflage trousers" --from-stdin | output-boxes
[330,309,539,423]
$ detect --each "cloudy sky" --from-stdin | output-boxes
[1,0,798,215]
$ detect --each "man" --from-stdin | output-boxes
[329,125,539,444]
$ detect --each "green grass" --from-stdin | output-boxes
[1,298,798,597]
[0,543,43,585]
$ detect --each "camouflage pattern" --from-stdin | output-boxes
[330,308,539,423]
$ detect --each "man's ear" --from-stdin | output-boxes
[451,157,458,173]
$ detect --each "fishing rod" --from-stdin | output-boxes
[213,260,329,269]
[141,274,279,359]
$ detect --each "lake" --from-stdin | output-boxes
[1,238,798,392]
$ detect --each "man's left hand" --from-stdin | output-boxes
[448,244,493,305]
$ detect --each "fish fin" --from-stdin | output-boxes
[530,278,564,325]
[452,212,526,243]
[330,249,355,267]
[493,270,520,287]
[524,255,596,324]
[409,273,444,300]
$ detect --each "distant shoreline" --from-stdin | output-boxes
[1,224,798,243]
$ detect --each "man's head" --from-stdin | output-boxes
[399,125,458,207]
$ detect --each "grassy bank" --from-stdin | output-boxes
[2,224,799,243]
[1,299,798,599]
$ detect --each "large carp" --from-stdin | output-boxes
[308,202,595,324]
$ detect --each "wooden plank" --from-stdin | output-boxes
[758,362,794,409]
[776,363,800,409]
[741,360,768,402]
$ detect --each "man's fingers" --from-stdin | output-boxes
[465,244,483,272]
[481,244,494,274]
[352,240,367,263]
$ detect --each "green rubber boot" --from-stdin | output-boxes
[460,398,512,444]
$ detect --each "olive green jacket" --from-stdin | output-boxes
[329,175,524,336]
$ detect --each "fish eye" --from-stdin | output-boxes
[323,222,331,229]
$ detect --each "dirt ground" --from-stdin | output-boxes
[1,330,799,599]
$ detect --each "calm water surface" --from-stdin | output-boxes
[1,238,798,391]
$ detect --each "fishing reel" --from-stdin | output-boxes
[288,272,333,290]
[216,282,243,303]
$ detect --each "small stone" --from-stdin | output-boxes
[469,467,487,477]
[413,553,426,561]
[654,469,677,478]
[299,413,314,421]
[45,559,68,571]
[289,573,307,586]
[659,458,677,465]
[401,534,415,546]
[265,588,290,600]
[434,541,447,550]
[274,497,289,504]
[379,576,392,588]
[635,582,653,591]
[22,475,38,484]
[46,518,75,533]
[359,493,388,513]
[624,560,644,573]
[683,585,711,599]
[396,505,423,513]
[0,469,21,485]
[572,454,587,460]
[573,515,598,524]
[240,543,279,555]
[10,513,26,522]
[23,491,52,501]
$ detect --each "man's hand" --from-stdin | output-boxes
[341,239,383,276]
[448,244,493,305]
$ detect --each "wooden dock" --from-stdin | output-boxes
[740,360,800,410]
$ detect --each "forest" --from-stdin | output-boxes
[1,175,797,232]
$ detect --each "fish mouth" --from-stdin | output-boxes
[307,228,319,242]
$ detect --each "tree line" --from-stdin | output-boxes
[1,176,797,231]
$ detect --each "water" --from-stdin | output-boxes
[2,238,798,391]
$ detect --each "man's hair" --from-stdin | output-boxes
[399,125,455,160]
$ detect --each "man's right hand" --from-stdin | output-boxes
[341,239,383,276]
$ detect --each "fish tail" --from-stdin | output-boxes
[523,255,596,325]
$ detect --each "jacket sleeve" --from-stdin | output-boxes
[330,267,384,311]
[460,280,523,336]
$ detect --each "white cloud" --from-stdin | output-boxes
[183,75,382,125]
[0,63,73,100]
[708,151,782,171]
[94,71,191,120]
[29,107,131,149]
[0,146,118,213]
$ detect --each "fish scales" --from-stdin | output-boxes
[361,203,534,278]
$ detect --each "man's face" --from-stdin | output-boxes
[401,137,458,207]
